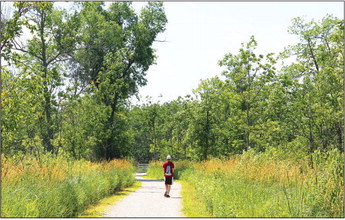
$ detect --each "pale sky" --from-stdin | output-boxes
[130,2,343,105]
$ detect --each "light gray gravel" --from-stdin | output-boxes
[103,173,184,217]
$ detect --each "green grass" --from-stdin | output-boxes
[179,180,212,217]
[146,163,163,179]
[1,155,137,217]
[77,181,142,217]
[187,173,299,217]
[146,149,344,218]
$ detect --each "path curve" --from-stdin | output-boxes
[103,173,184,217]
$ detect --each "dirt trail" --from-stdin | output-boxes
[103,173,184,217]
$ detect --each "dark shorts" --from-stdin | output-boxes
[164,176,173,185]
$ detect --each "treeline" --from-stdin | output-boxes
[1,2,343,162]
[131,15,344,161]
[2,2,167,160]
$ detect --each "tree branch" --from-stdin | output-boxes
[11,38,44,62]
[47,52,63,66]
[307,38,320,73]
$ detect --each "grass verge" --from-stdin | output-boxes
[77,180,142,217]
[178,180,211,217]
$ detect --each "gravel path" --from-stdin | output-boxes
[103,173,184,217]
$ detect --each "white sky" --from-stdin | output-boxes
[130,2,343,105]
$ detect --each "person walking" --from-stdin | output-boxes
[162,155,174,198]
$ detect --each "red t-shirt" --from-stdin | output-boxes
[162,161,174,177]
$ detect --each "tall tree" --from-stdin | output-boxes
[71,2,167,159]
[192,77,224,160]
[282,15,344,152]
[219,36,276,151]
[5,2,76,153]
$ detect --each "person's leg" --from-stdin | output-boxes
[164,177,169,196]
[165,184,169,195]
[164,177,172,197]
[167,184,171,195]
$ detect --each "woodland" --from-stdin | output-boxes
[1,2,344,217]
[2,2,343,161]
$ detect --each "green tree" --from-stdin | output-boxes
[281,15,344,152]
[219,36,277,151]
[1,67,44,157]
[10,2,76,152]
[1,2,33,57]
[2,2,76,154]
[191,77,225,160]
[71,2,167,159]
[59,94,110,160]
[166,96,195,160]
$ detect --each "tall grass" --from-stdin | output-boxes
[1,153,136,217]
[147,149,344,217]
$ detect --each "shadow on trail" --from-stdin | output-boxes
[168,196,182,199]
[135,173,163,183]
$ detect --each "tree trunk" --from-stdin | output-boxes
[103,92,119,159]
[203,109,210,161]
[39,10,54,152]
